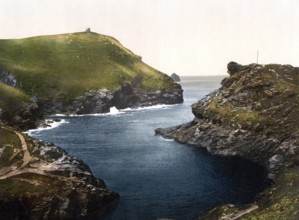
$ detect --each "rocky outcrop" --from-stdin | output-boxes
[42,82,183,115]
[156,62,299,219]
[171,73,181,82]
[0,66,17,87]
[156,62,299,177]
[0,126,119,219]
[0,102,42,130]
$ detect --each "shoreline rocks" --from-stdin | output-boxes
[0,127,119,219]
[41,83,183,115]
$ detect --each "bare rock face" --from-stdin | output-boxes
[156,62,299,219]
[0,102,43,130]
[0,126,119,219]
[42,82,183,115]
[171,73,181,82]
[0,66,17,87]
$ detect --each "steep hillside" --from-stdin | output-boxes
[156,62,299,219]
[0,32,183,114]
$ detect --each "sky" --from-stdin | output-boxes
[1,0,299,76]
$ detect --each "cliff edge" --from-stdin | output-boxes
[156,62,299,219]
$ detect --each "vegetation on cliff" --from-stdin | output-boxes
[0,32,180,104]
[156,62,299,219]
[0,82,41,129]
[193,62,299,134]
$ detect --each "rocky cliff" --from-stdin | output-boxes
[171,73,181,82]
[156,62,299,219]
[0,125,119,219]
[42,77,183,115]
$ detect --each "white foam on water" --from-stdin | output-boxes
[109,106,121,115]
[122,104,176,112]
[54,104,176,118]
[158,136,175,142]
[26,104,177,135]
[68,106,125,117]
[25,119,69,135]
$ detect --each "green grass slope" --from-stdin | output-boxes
[0,82,30,114]
[0,32,177,103]
[0,82,41,129]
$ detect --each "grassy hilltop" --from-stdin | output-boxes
[0,32,177,103]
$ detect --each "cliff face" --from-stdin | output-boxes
[0,125,118,219]
[157,62,299,176]
[41,77,183,115]
[156,62,299,219]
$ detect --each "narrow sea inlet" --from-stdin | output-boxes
[29,76,268,220]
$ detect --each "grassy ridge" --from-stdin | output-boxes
[0,32,176,103]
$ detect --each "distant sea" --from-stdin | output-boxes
[29,76,268,220]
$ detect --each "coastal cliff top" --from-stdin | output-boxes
[0,32,179,102]
[157,61,299,171]
[193,62,299,139]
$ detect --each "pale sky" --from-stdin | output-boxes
[1,0,299,76]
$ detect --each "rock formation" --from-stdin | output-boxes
[42,79,183,115]
[171,73,181,82]
[0,125,119,219]
[156,62,299,219]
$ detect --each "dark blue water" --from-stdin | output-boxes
[30,76,268,220]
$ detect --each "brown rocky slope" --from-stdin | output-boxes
[156,62,299,219]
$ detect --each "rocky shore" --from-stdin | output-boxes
[41,81,183,115]
[0,125,119,219]
[156,62,299,219]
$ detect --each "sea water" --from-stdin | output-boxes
[29,76,268,220]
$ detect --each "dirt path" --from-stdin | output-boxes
[14,131,31,168]
[0,130,32,179]
[0,129,84,183]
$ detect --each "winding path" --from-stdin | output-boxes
[0,128,37,179]
[0,128,86,184]
[14,131,31,168]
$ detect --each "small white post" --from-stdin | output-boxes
[256,50,259,64]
